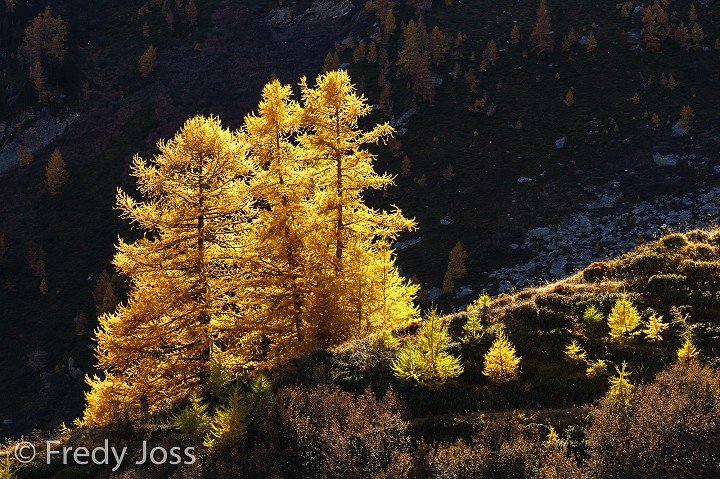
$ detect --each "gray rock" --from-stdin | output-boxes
[3,419,12,425]
[653,152,678,167]
[394,237,422,250]
[396,108,416,127]
[396,128,408,137]
[579,35,589,45]
[339,62,350,69]
[550,259,567,278]
[427,287,442,302]
[555,136,565,149]
[530,227,551,238]
[510,243,519,249]
[517,177,532,183]
[440,216,452,226]
[498,281,513,293]
[634,6,641,13]
[672,122,690,137]
[302,0,354,21]
[455,285,474,298]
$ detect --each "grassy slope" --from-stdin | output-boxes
[7,226,720,477]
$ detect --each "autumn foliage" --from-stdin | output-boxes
[83,71,418,425]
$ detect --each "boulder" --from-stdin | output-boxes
[653,152,679,167]
[671,122,690,137]
[426,287,442,302]
[555,136,565,149]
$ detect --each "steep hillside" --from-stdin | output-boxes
[1,0,720,444]
[4,227,720,478]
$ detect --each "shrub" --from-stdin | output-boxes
[647,273,689,303]
[172,394,211,442]
[660,232,688,249]
[607,294,641,344]
[392,309,464,390]
[203,388,249,451]
[267,385,411,479]
[582,305,604,326]
[587,362,720,478]
[461,314,484,345]
[582,261,611,282]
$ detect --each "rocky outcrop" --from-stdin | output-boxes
[268,0,354,25]
[0,109,79,175]
[490,156,720,290]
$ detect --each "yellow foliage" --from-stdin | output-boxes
[138,45,157,77]
[608,361,633,405]
[586,359,608,379]
[443,242,468,294]
[565,339,587,363]
[85,73,419,424]
[45,149,67,195]
[643,313,669,342]
[483,330,521,384]
[607,294,641,343]
[677,336,700,362]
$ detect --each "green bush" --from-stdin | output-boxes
[582,261,611,282]
[646,273,690,303]
[660,233,688,249]
[172,394,211,441]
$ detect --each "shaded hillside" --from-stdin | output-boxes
[5,227,720,478]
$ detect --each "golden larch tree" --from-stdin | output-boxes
[530,0,554,53]
[392,309,463,390]
[430,26,449,65]
[679,105,693,129]
[607,294,641,343]
[45,149,67,195]
[322,51,340,73]
[367,41,378,62]
[587,32,597,52]
[353,39,367,63]
[186,0,198,27]
[298,70,418,344]
[511,24,520,44]
[442,241,467,293]
[643,313,669,342]
[691,22,705,47]
[20,7,67,100]
[83,116,255,425]
[564,86,574,107]
[483,330,521,384]
[138,45,157,77]
[488,39,498,64]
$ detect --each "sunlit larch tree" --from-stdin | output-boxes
[83,116,254,425]
[299,70,418,346]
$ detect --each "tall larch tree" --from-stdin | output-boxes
[83,116,255,425]
[530,0,554,53]
[397,19,434,102]
[138,45,157,77]
[430,26,449,65]
[299,70,418,345]
[19,7,67,100]
[231,79,311,362]
[45,148,67,195]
